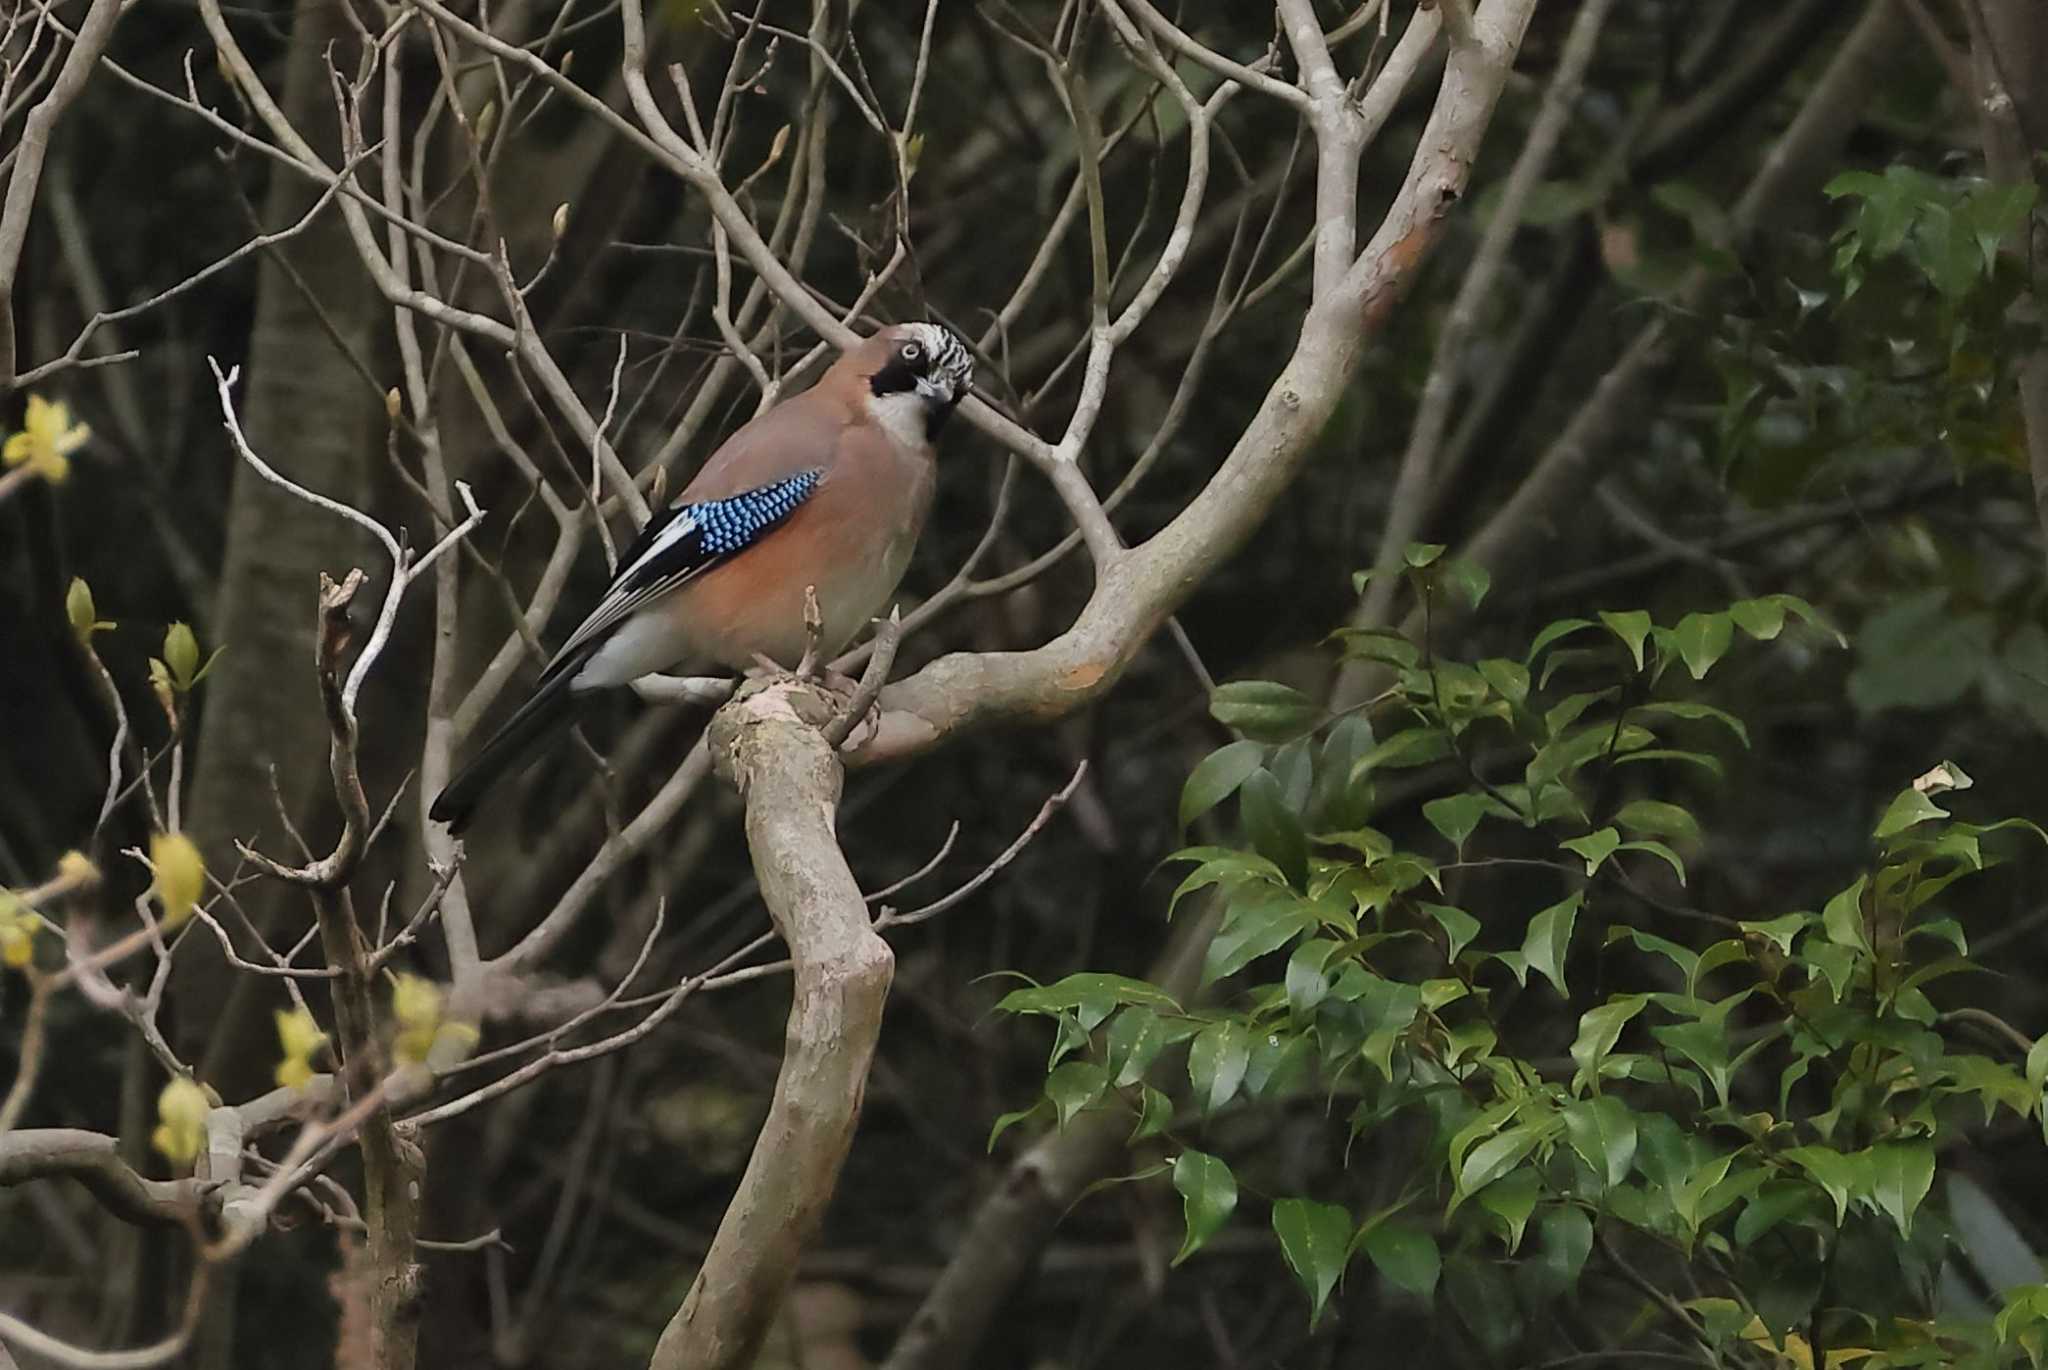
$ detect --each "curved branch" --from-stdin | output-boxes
[853,0,1539,766]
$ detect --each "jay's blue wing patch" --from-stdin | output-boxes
[541,469,823,684]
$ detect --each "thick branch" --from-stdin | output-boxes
[647,683,895,1370]
[0,1129,199,1228]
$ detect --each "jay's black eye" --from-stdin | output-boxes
[901,341,924,366]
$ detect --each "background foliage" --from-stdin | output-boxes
[3,1,2047,1367]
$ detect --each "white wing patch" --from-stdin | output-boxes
[542,509,702,682]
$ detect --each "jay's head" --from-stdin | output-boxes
[858,322,974,438]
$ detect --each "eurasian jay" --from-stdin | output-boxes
[429,322,974,831]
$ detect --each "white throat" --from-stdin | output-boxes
[863,389,930,452]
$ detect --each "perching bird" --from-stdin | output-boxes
[429,322,974,831]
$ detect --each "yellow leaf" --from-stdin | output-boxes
[151,832,205,929]
[153,1077,209,1167]
[275,1055,314,1090]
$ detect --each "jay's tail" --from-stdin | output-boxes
[430,674,588,833]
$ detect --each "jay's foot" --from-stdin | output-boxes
[745,655,857,697]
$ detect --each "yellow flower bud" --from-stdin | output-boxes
[163,622,199,690]
[152,1077,210,1167]
[65,577,113,643]
[151,832,205,929]
[3,394,91,485]
[1,923,34,968]
[275,1005,327,1062]
[391,972,445,1065]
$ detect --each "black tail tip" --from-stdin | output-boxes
[428,786,477,833]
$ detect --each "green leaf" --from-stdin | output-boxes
[1334,627,1421,669]
[1203,894,1317,984]
[1131,1084,1173,1141]
[1770,595,1844,645]
[1421,902,1482,960]
[2026,1034,2048,1094]
[1689,939,1750,996]
[1868,1141,1935,1237]
[1458,1122,1547,1200]
[1476,1166,1541,1253]
[987,1102,1045,1151]
[1360,1221,1440,1298]
[1441,557,1490,609]
[1729,597,1786,640]
[1598,610,1653,671]
[1562,1095,1637,1188]
[1562,827,1620,875]
[1240,769,1309,890]
[1740,913,1810,957]
[1672,1152,1743,1234]
[1532,1206,1592,1294]
[1617,840,1688,885]
[1477,657,1530,705]
[1634,700,1751,747]
[1876,786,1950,840]
[1612,748,1725,778]
[1403,542,1445,568]
[1211,680,1320,743]
[1171,1151,1237,1265]
[1652,1019,1734,1105]
[1179,741,1265,831]
[1544,689,1615,738]
[997,973,1183,1017]
[1044,1061,1108,1129]
[1615,800,1701,845]
[1285,940,1340,1017]
[1782,1145,1858,1225]
[1273,1198,1354,1324]
[1444,1254,1523,1354]
[1188,1020,1251,1113]
[1570,996,1648,1096]
[1244,1030,1314,1099]
[1821,876,1870,954]
[1350,727,1452,780]
[1164,847,1286,917]
[1523,892,1583,996]
[1424,791,1511,852]
[1672,612,1735,680]
[1527,618,1597,661]
[1736,1179,1822,1247]
[1106,1006,1168,1087]
[1966,180,2037,268]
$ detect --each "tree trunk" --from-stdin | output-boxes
[1961,0,2048,573]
